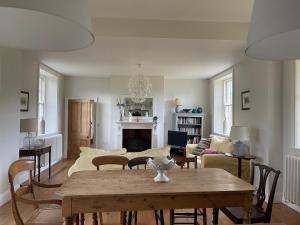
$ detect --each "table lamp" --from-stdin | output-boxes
[174,98,182,113]
[229,126,250,156]
[20,118,37,149]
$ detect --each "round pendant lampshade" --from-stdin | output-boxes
[246,0,300,60]
[0,0,94,51]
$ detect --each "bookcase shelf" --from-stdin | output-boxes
[173,113,204,144]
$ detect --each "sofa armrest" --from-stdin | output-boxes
[201,154,250,181]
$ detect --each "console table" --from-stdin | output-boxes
[19,145,51,181]
[225,153,256,178]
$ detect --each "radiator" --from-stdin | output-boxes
[284,154,300,205]
[38,134,63,167]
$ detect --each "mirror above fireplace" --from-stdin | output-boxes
[123,97,153,117]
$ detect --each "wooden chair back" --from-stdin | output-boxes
[250,162,281,223]
[92,155,129,170]
[128,157,153,170]
[8,160,36,225]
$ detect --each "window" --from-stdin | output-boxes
[213,71,233,136]
[38,66,59,135]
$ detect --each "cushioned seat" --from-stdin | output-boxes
[222,207,266,224]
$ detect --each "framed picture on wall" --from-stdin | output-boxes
[20,91,29,112]
[241,90,250,110]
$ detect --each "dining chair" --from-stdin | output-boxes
[8,159,63,225]
[127,157,165,225]
[92,155,129,225]
[212,162,281,224]
[170,156,207,225]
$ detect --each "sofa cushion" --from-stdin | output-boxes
[192,138,211,155]
[210,136,234,154]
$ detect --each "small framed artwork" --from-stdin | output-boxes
[241,90,250,110]
[20,91,29,112]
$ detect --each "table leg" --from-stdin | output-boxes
[64,216,73,225]
[238,158,242,178]
[49,149,51,180]
[38,155,41,182]
[243,206,251,224]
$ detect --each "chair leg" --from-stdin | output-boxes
[194,208,197,225]
[212,208,219,225]
[99,212,103,225]
[154,210,159,225]
[120,211,127,225]
[202,208,207,225]
[170,209,174,225]
[134,211,138,225]
[93,213,98,225]
[74,214,79,225]
[159,210,165,225]
[80,213,85,225]
[127,211,133,225]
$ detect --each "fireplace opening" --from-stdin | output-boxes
[122,129,152,152]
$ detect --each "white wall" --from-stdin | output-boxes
[0,48,22,205]
[232,58,283,201]
[164,78,210,143]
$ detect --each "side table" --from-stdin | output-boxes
[225,153,256,178]
[19,145,51,182]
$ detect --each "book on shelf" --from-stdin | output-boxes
[178,127,201,135]
[187,136,201,144]
[177,117,201,125]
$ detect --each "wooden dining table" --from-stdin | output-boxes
[56,168,255,225]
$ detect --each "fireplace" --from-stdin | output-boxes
[122,129,152,152]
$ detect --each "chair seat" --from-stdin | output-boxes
[222,207,266,223]
[26,207,63,225]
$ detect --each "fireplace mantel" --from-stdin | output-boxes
[114,120,158,149]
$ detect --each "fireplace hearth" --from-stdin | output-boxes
[122,129,152,152]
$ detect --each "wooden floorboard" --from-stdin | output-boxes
[0,159,299,225]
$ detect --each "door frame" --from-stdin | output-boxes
[64,97,97,159]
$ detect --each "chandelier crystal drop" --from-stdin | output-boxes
[128,64,152,103]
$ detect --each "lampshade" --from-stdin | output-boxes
[20,119,37,133]
[229,126,250,142]
[246,0,300,60]
[174,98,182,106]
[0,0,94,51]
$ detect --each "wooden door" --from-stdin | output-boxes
[68,99,95,159]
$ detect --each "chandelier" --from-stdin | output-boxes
[128,64,152,103]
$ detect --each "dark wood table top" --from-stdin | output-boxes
[19,145,51,157]
[225,153,256,160]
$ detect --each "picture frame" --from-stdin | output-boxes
[20,91,29,112]
[241,90,250,110]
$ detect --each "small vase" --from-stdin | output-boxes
[154,170,170,183]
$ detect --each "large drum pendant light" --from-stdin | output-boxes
[246,0,300,60]
[0,0,94,51]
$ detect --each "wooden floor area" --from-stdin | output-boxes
[0,159,299,225]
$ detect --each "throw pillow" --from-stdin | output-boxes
[192,138,211,155]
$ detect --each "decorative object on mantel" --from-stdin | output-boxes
[20,91,29,112]
[116,98,125,121]
[246,0,300,60]
[174,98,182,113]
[147,157,175,182]
[0,0,94,51]
[128,64,152,103]
[241,91,250,110]
[20,118,37,149]
[230,126,251,156]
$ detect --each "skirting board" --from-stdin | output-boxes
[283,197,300,213]
[0,158,61,206]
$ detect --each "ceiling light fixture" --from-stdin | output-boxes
[0,0,94,51]
[128,64,152,104]
[246,0,300,60]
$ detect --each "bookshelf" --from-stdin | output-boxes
[173,113,204,144]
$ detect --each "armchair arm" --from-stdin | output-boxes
[32,180,62,188]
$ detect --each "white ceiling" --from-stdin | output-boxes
[36,0,254,78]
